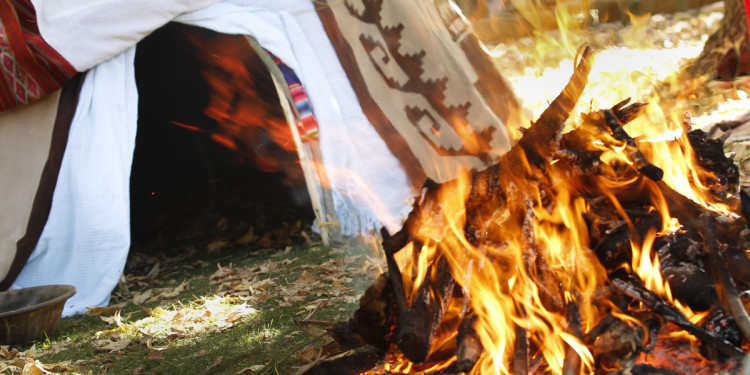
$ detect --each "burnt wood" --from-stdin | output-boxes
[298,347,382,375]
[395,257,457,363]
[700,213,750,341]
[562,303,583,375]
[610,270,745,359]
[306,42,750,374]
[455,314,482,373]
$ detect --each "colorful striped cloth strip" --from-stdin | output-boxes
[0,0,77,111]
[269,51,319,141]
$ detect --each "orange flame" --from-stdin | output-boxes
[369,3,743,374]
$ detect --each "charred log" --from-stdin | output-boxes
[511,326,529,375]
[724,244,750,287]
[599,102,663,181]
[298,346,382,375]
[350,273,394,351]
[562,303,583,375]
[590,315,644,373]
[688,129,740,195]
[661,262,717,311]
[700,213,750,341]
[610,270,745,359]
[327,321,368,352]
[395,257,457,363]
[700,307,746,360]
[656,227,717,311]
[593,213,661,269]
[454,314,483,373]
[631,364,683,375]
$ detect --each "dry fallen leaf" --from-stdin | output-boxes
[92,338,132,353]
[205,356,225,371]
[235,364,265,373]
[20,361,44,375]
[132,289,153,305]
[297,346,318,363]
[257,233,274,247]
[157,280,189,299]
[235,226,259,245]
[44,342,72,356]
[296,271,316,284]
[294,321,327,338]
[211,264,236,280]
[20,359,73,375]
[252,289,270,303]
[86,306,119,316]
[99,310,123,325]
[216,217,229,231]
[1,364,23,374]
[0,346,19,360]
[207,239,229,252]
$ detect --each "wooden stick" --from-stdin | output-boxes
[562,303,583,375]
[297,346,382,375]
[512,326,529,375]
[700,213,750,341]
[455,314,483,373]
[350,273,393,351]
[519,46,593,153]
[380,228,410,325]
[395,257,456,363]
[259,37,331,245]
[601,108,663,181]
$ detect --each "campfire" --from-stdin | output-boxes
[299,47,750,374]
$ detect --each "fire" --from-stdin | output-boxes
[628,226,685,316]
[376,144,613,374]
[356,2,746,374]
[362,351,457,374]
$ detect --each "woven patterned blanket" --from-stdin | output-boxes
[0,0,75,110]
[316,0,523,186]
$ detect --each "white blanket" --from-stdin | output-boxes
[30,0,220,71]
[12,49,138,316]
[16,0,414,315]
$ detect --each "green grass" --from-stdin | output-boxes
[1,238,381,375]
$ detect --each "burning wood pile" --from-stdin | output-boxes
[301,47,750,374]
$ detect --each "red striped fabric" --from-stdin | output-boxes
[0,0,76,111]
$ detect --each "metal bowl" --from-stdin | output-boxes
[0,285,76,346]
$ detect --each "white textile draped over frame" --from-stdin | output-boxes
[15,0,414,316]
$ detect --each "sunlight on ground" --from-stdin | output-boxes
[500,43,702,120]
[491,4,750,131]
[112,296,258,347]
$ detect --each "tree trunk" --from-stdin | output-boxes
[687,0,749,80]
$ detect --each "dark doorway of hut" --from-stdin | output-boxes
[128,23,315,273]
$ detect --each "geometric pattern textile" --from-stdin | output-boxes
[316,0,524,186]
[0,0,76,110]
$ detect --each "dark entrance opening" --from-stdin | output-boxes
[129,23,313,259]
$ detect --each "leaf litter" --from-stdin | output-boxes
[0,236,383,374]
